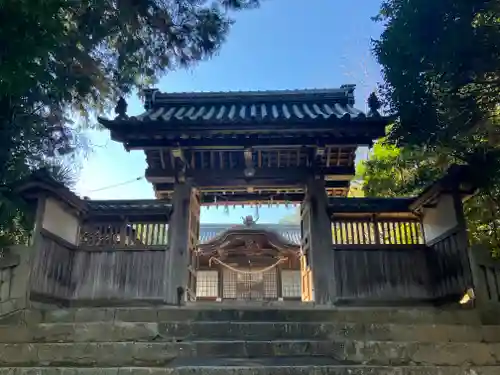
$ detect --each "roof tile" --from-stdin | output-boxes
[131,102,366,124]
[100,86,386,128]
[199,224,301,245]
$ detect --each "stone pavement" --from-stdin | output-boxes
[0,306,499,374]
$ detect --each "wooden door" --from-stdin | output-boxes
[186,189,201,301]
[300,203,313,302]
[300,253,313,302]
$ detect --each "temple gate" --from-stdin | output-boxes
[98,86,389,304]
[11,86,478,307]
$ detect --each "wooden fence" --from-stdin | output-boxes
[331,217,431,304]
[470,244,500,309]
[333,245,431,303]
[31,224,172,304]
[330,216,473,305]
[30,230,76,301]
[425,227,472,302]
[80,221,169,249]
[71,247,169,301]
[332,218,424,246]
[28,204,474,307]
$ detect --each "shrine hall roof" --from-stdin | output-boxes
[99,86,388,135]
[199,223,301,245]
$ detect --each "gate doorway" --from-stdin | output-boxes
[193,221,303,302]
[222,267,279,301]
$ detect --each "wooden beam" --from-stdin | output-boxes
[200,192,306,204]
[157,186,349,204]
[155,180,349,193]
[105,119,386,139]
[146,166,355,184]
[125,135,374,150]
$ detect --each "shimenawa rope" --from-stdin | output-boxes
[208,256,287,274]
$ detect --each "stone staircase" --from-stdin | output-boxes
[0,305,499,374]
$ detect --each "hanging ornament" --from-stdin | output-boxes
[224,205,230,215]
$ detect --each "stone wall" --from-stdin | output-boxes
[0,245,33,316]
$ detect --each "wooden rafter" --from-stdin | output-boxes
[124,135,375,150]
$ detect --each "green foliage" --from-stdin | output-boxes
[359,141,500,256]
[373,0,500,255]
[357,140,451,198]
[0,0,260,246]
[373,0,500,188]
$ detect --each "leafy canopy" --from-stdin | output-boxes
[372,0,500,255]
[0,0,261,246]
[373,0,500,187]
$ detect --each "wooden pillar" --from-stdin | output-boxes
[451,187,474,292]
[15,195,47,309]
[217,267,223,302]
[303,177,336,305]
[167,181,200,304]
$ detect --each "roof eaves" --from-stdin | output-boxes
[98,114,391,134]
[15,173,87,214]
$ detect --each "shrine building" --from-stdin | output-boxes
[15,86,481,307]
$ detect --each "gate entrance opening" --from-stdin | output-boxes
[99,86,391,305]
[193,221,302,302]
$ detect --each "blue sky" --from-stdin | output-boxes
[74,0,384,224]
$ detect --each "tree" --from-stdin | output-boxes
[357,141,452,198]
[0,0,261,246]
[373,0,500,189]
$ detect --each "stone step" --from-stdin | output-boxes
[14,306,481,325]
[1,321,499,343]
[0,365,499,375]
[0,341,499,366]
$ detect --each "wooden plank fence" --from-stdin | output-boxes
[331,217,430,304]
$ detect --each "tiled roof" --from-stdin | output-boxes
[85,200,173,221]
[100,86,384,127]
[133,102,367,124]
[86,200,172,213]
[199,223,301,245]
[16,169,86,212]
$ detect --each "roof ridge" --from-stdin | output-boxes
[143,86,357,109]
